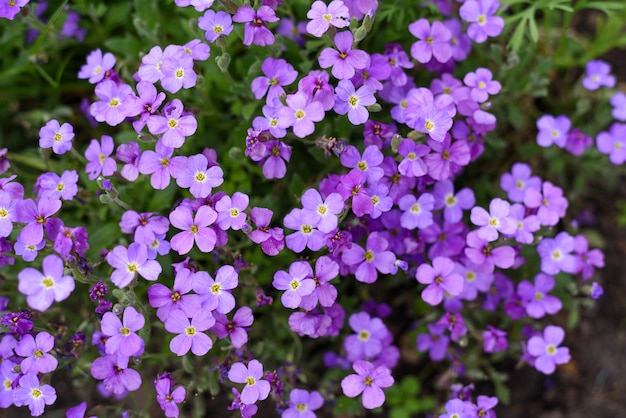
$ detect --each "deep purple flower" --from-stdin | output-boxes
[78,49,115,84]
[334,80,376,125]
[15,332,58,374]
[228,360,271,404]
[18,254,75,311]
[198,10,233,43]
[106,242,162,288]
[120,211,169,247]
[211,306,254,348]
[590,282,604,300]
[248,207,285,255]
[85,135,117,180]
[233,5,278,46]
[417,323,449,361]
[299,70,336,111]
[597,123,626,164]
[336,171,374,217]
[90,355,142,394]
[39,120,74,155]
[341,360,394,409]
[169,205,218,254]
[408,19,452,63]
[482,325,508,353]
[527,325,571,374]
[101,306,145,357]
[165,309,215,356]
[341,231,396,283]
[318,31,369,80]
[12,374,57,417]
[251,58,298,104]
[260,140,292,179]
[459,0,504,43]
[565,128,593,156]
[582,60,615,90]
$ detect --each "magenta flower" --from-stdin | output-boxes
[334,80,376,125]
[85,135,117,180]
[298,70,335,111]
[15,332,58,374]
[341,360,394,409]
[408,19,452,63]
[517,273,562,318]
[198,10,233,43]
[597,123,626,164]
[161,54,197,93]
[101,306,145,357]
[78,48,115,84]
[459,0,504,44]
[147,99,197,148]
[319,31,369,80]
[211,306,254,348]
[193,265,238,314]
[165,309,215,356]
[415,256,464,305]
[233,5,278,46]
[582,59,615,91]
[12,374,57,417]
[527,325,571,374]
[306,0,349,37]
[536,114,571,148]
[470,197,516,242]
[172,154,224,198]
[106,242,162,288]
[251,58,298,104]
[277,92,325,138]
[215,192,249,231]
[259,139,292,179]
[169,205,218,255]
[341,231,396,284]
[90,355,142,395]
[228,360,271,404]
[39,120,74,155]
[17,254,75,311]
[119,210,169,247]
[273,261,315,309]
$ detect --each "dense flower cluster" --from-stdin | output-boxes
[0,0,615,417]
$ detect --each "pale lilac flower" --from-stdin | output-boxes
[517,273,562,318]
[438,399,472,418]
[299,255,339,310]
[198,10,233,43]
[397,139,429,178]
[228,360,271,404]
[193,265,238,314]
[432,180,475,223]
[251,58,298,104]
[340,145,384,184]
[106,242,162,288]
[161,54,197,93]
[524,181,568,227]
[500,162,541,203]
[536,231,579,275]
[582,60,615,90]
[137,45,179,83]
[300,188,344,233]
[572,234,604,280]
[116,142,142,181]
[165,309,215,356]
[273,261,315,309]
[459,0,504,43]
[527,325,570,374]
[597,123,626,164]
[284,208,326,252]
[155,377,186,418]
[333,80,376,125]
[78,49,115,84]
[12,374,57,417]
[90,355,142,395]
[17,254,75,311]
[15,332,58,374]
[463,68,501,103]
[341,360,394,410]
[169,205,218,254]
[101,306,145,357]
[138,141,175,189]
[0,192,18,238]
[277,92,325,138]
[39,120,74,155]
[344,312,389,361]
[0,361,18,408]
[85,135,117,180]
[416,256,464,305]
[507,203,540,244]
[173,154,224,198]
[90,80,137,126]
[399,193,435,230]
[318,31,369,80]
[147,99,197,149]
[306,0,349,37]
[283,388,324,418]
[610,92,626,121]
[408,19,452,63]
[536,115,571,148]
[470,198,516,242]
[15,197,61,245]
[341,231,396,283]
[215,192,249,231]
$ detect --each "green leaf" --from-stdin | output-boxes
[528,15,539,43]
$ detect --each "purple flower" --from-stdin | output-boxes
[215,192,249,231]
[464,231,515,272]
[527,325,571,374]
[408,19,452,63]
[12,374,57,417]
[172,154,224,198]
[155,377,186,418]
[138,141,175,189]
[536,115,571,148]
[233,5,278,46]
[119,210,170,246]
[0,360,18,408]
[228,360,271,404]
[273,261,315,309]
[36,170,77,201]
[169,205,218,254]
[318,31,369,80]
[524,181,568,226]
[344,312,389,361]
[333,80,376,125]
[16,197,61,245]
[0,192,18,238]
[341,360,394,409]
[299,70,335,111]
[397,139,429,178]
[416,256,464,305]
[127,81,166,133]
[433,180,475,223]
[193,265,238,314]
[463,68,501,103]
[336,170,374,217]
[301,188,344,233]
[610,91,626,121]
[85,135,117,180]
[101,306,145,357]
[405,89,455,143]
[438,398,472,418]
[91,355,142,394]
[277,92,325,138]
[283,388,324,418]
[90,80,137,126]
[18,254,75,311]
[340,145,384,184]
[341,231,396,283]
[470,198,516,242]
[399,192,435,230]
[165,309,215,356]
[459,0,504,43]
[283,208,326,252]
[78,49,115,84]
[39,120,74,154]
[161,54,197,93]
[211,306,254,348]
[517,273,562,318]
[249,207,285,256]
[417,323,449,361]
[500,162,541,203]
[148,99,197,149]
[582,60,615,90]
[572,234,604,280]
[198,10,233,43]
[138,45,178,83]
[106,242,162,288]
[251,58,297,104]
[148,268,201,321]
[590,282,604,300]
[565,128,593,156]
[537,231,579,275]
[115,142,142,181]
[15,332,58,374]
[597,123,626,164]
[299,255,339,310]
[306,0,349,37]
[482,325,508,353]
[507,203,540,244]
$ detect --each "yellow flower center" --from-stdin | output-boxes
[214,25,224,34]
[445,195,456,206]
[477,14,486,24]
[301,225,313,234]
[348,95,359,107]
[211,283,221,294]
[195,172,206,182]
[31,388,42,399]
[160,158,170,167]
[120,327,131,336]
[358,330,370,341]
[0,209,7,218]
[185,326,196,336]
[245,376,256,386]
[322,13,332,21]
[127,263,138,272]
[488,218,498,227]
[290,279,300,290]
[230,208,239,217]
[56,183,65,191]
[426,36,434,44]
[478,81,486,89]
[168,118,178,128]
[190,225,199,234]
[364,250,375,262]
[34,349,44,359]
[41,277,55,288]
[535,291,544,301]
[546,344,557,355]
[295,109,306,120]
[54,132,63,142]
[109,98,120,107]
[424,120,435,132]
[317,205,327,215]
[171,292,182,302]
[364,376,374,386]
[175,69,184,78]
[296,403,307,411]
[371,195,380,205]
[407,152,417,160]
[357,161,367,171]
[410,203,421,214]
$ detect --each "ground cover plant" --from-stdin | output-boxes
[0,0,625,416]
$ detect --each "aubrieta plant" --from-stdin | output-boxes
[0,0,623,417]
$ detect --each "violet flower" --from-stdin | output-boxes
[251,58,298,104]
[106,242,162,288]
[211,306,254,348]
[582,59,615,90]
[459,0,504,44]
[17,254,75,311]
[333,79,377,125]
[39,120,74,155]
[527,325,570,374]
[318,31,369,80]
[84,135,117,180]
[198,10,234,43]
[15,332,58,374]
[306,0,350,37]
[101,306,145,357]
[341,231,396,283]
[164,309,215,356]
[228,360,271,404]
[233,5,278,46]
[341,360,394,409]
[12,374,57,417]
[415,256,464,305]
[169,205,218,254]
[90,355,142,394]
[78,48,115,84]
[408,18,452,64]
[273,261,315,309]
